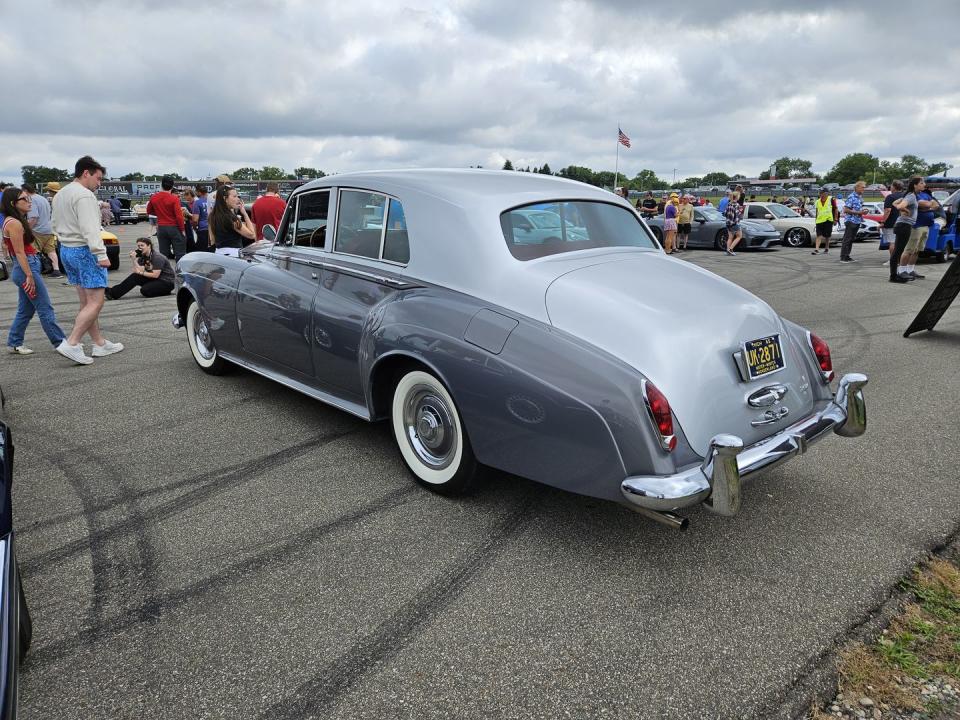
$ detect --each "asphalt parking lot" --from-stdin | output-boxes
[2,225,959,719]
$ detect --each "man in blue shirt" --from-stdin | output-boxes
[108,195,122,225]
[839,181,866,263]
[718,190,731,214]
[191,185,210,252]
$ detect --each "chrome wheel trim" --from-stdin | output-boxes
[785,228,805,247]
[392,370,464,485]
[186,304,217,367]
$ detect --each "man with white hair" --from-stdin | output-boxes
[839,181,867,263]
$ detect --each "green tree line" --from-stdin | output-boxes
[21,153,949,189]
[501,153,950,190]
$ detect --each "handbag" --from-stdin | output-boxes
[0,259,8,282]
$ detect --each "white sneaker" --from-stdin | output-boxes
[882,260,889,266]
[8,346,33,355]
[56,341,93,365]
[92,340,124,357]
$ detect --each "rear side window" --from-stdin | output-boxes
[500,200,657,260]
[334,190,409,264]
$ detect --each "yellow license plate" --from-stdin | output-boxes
[743,334,785,379]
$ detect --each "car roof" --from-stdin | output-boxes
[295,169,614,210]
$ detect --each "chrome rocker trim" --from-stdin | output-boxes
[621,373,868,522]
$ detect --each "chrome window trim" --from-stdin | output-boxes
[288,188,331,249]
[332,187,409,267]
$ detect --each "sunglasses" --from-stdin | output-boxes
[16,196,29,202]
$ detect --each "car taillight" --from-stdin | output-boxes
[641,379,677,452]
[807,332,834,383]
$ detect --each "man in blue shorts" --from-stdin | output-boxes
[51,155,124,365]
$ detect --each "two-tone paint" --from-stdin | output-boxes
[173,169,868,524]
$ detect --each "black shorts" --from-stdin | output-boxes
[816,221,833,238]
[678,223,692,235]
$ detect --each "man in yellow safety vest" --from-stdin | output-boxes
[811,188,839,255]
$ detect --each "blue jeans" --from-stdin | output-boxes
[7,255,66,348]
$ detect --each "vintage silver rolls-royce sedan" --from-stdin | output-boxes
[172,170,868,529]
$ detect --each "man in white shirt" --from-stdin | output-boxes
[51,155,124,365]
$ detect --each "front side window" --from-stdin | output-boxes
[293,190,330,248]
[500,200,656,260]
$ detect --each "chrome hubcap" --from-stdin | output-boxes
[193,312,215,360]
[403,386,456,470]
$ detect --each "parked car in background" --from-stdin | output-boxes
[132,203,148,221]
[0,395,34,719]
[172,169,869,529]
[742,202,839,247]
[55,229,121,271]
[115,198,142,225]
[647,207,781,249]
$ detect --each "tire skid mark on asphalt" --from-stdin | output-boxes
[18,389,280,537]
[259,499,534,720]
[39,433,161,642]
[21,425,364,577]
[822,317,872,365]
[24,484,419,671]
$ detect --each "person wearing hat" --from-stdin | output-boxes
[44,181,61,198]
[663,192,679,254]
[676,195,694,252]
[206,174,232,223]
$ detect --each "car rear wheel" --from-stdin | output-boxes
[391,369,477,495]
[784,227,810,247]
[714,230,728,250]
[186,301,229,375]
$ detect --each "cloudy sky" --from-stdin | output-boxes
[2,0,959,183]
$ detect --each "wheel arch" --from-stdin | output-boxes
[367,351,457,422]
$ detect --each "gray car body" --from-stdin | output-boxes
[174,169,842,506]
[646,208,782,249]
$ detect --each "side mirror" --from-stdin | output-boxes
[697,217,706,224]
[263,225,277,242]
[764,214,774,220]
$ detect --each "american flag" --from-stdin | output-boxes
[618,128,631,148]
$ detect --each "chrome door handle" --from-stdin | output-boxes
[311,272,318,279]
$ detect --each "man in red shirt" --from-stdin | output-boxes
[146,176,186,260]
[251,183,287,240]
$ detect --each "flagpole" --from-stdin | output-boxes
[614,125,620,192]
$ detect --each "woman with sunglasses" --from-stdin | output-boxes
[1,187,66,355]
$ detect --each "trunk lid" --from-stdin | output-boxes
[544,253,816,455]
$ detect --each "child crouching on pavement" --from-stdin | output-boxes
[105,237,175,300]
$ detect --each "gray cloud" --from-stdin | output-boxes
[1,0,958,182]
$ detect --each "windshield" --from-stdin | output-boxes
[501,200,657,260]
[697,207,725,222]
[767,203,799,218]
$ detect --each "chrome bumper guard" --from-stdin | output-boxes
[621,373,868,517]
[171,311,184,330]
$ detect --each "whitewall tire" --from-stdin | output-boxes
[391,369,477,494]
[186,301,228,375]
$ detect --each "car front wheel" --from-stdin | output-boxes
[186,301,229,375]
[391,369,477,495]
[784,227,810,247]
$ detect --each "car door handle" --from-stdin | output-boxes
[311,272,318,279]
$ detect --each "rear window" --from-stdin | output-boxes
[500,201,657,260]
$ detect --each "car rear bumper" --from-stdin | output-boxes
[620,372,868,516]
